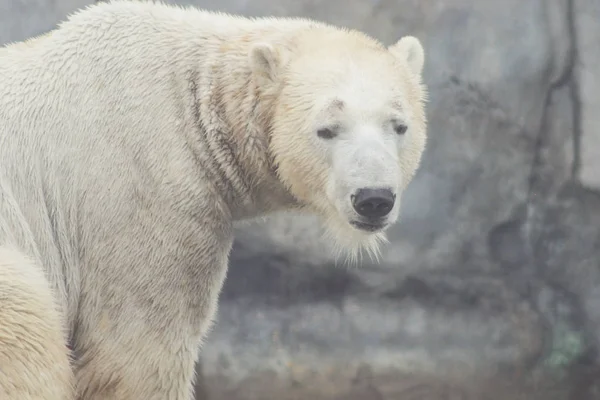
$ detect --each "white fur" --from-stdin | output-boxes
[0,1,427,398]
[0,246,74,399]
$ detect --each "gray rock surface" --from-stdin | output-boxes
[576,0,600,189]
[2,0,600,399]
[0,0,90,43]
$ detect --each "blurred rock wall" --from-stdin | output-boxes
[2,0,600,398]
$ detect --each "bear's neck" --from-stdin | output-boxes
[176,31,301,221]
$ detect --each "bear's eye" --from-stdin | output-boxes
[394,123,408,135]
[317,127,337,140]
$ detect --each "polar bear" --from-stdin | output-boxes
[0,1,427,399]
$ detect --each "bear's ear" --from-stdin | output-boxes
[249,43,281,84]
[388,36,425,76]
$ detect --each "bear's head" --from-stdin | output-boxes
[250,27,427,260]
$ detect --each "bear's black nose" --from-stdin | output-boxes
[352,188,395,219]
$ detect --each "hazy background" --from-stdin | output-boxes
[2,0,600,398]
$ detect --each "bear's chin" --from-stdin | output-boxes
[321,212,389,264]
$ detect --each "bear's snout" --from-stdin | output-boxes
[351,187,395,220]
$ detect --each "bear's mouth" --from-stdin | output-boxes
[350,220,388,232]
